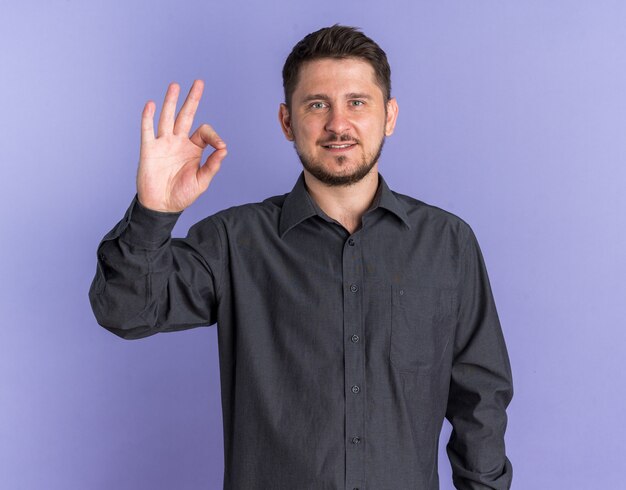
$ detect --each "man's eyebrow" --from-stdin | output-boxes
[300,93,374,103]
[301,94,330,103]
[346,92,373,100]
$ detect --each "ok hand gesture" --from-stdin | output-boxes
[137,80,227,212]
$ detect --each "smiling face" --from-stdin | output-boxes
[279,57,398,186]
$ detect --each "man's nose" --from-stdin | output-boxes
[324,107,352,135]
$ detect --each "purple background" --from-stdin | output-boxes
[2,1,625,488]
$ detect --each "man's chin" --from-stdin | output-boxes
[302,163,375,187]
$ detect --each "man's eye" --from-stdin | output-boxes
[351,100,365,107]
[311,102,326,109]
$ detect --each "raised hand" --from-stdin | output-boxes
[137,80,227,212]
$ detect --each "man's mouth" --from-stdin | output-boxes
[322,142,357,151]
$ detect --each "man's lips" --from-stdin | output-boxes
[321,142,357,151]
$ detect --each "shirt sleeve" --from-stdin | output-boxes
[88,196,224,340]
[445,225,514,489]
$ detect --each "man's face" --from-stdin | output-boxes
[279,57,398,186]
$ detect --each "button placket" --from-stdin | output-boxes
[343,232,365,488]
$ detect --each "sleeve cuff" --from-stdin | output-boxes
[120,195,183,249]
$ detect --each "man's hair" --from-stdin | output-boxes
[282,24,391,109]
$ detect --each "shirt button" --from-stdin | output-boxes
[351,334,360,343]
[351,385,360,394]
[348,238,355,246]
[352,436,361,444]
[399,289,404,296]
[350,284,359,293]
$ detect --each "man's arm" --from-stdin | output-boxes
[446,226,514,490]
[88,197,224,340]
[88,80,228,339]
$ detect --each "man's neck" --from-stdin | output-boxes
[303,167,380,234]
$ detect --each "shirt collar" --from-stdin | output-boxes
[279,171,411,238]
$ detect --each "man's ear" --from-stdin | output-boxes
[385,97,399,136]
[278,103,294,141]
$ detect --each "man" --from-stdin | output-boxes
[89,25,513,490]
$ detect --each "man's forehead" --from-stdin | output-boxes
[293,58,381,98]
[298,57,376,78]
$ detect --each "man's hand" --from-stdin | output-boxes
[137,80,227,212]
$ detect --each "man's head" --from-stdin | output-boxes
[279,25,398,187]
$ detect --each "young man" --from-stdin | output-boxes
[90,25,513,490]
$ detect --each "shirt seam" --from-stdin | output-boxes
[207,216,226,304]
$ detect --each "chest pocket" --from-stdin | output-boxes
[389,285,457,373]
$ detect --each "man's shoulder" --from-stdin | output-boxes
[191,191,289,230]
[220,192,287,218]
[394,189,471,229]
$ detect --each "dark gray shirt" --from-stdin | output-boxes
[89,171,513,490]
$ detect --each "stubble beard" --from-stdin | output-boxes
[294,133,386,187]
